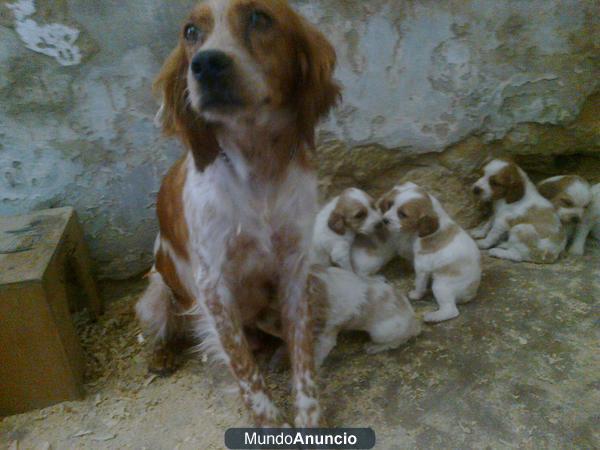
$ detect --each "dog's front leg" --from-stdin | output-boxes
[203,283,284,427]
[476,219,507,249]
[470,218,492,239]
[279,255,321,428]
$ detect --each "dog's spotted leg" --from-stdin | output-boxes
[279,260,322,428]
[204,284,285,427]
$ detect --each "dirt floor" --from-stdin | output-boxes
[1,242,599,450]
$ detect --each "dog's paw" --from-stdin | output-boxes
[148,346,178,377]
[568,246,585,256]
[365,343,392,355]
[409,290,425,301]
[469,229,486,239]
[476,239,492,250]
[424,309,459,323]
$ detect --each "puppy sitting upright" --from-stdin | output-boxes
[472,159,566,263]
[311,188,382,271]
[538,176,598,255]
[380,184,481,323]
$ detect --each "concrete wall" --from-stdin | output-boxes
[1,0,598,278]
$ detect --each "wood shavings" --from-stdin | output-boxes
[91,433,117,442]
[72,430,93,438]
[144,374,158,387]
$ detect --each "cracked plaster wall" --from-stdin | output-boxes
[0,0,598,278]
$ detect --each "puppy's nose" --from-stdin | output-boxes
[472,186,482,196]
[191,50,233,82]
[382,218,390,226]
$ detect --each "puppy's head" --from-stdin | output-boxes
[537,175,591,225]
[155,0,340,147]
[379,185,440,238]
[328,188,382,236]
[472,158,525,204]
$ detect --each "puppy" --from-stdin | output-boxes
[380,184,481,322]
[538,176,599,255]
[350,230,397,276]
[472,159,566,263]
[311,188,383,271]
[257,266,421,367]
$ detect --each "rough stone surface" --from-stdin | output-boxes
[0,0,598,278]
[1,242,598,449]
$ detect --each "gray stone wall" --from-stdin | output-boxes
[1,0,598,278]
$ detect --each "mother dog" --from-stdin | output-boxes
[136,0,340,427]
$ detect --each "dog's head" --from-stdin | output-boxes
[472,158,525,204]
[328,188,382,236]
[379,184,440,238]
[537,175,591,225]
[155,0,340,153]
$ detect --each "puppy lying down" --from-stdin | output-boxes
[257,266,421,367]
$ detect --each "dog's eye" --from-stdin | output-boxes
[562,198,574,207]
[184,24,202,43]
[354,210,367,219]
[489,179,498,187]
[397,209,407,219]
[249,9,273,30]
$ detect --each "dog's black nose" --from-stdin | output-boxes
[191,50,233,82]
[473,186,482,196]
[382,218,390,226]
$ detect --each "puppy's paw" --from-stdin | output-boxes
[568,246,584,256]
[424,308,459,323]
[365,342,397,355]
[476,239,492,250]
[469,229,486,239]
[409,290,425,301]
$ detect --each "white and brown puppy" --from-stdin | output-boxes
[472,159,566,263]
[380,184,481,322]
[258,266,421,366]
[348,184,420,275]
[538,176,599,255]
[311,188,383,271]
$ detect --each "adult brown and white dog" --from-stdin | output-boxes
[135,0,340,427]
[471,159,566,263]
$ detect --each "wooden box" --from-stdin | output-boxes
[0,207,102,416]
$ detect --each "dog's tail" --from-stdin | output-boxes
[135,268,175,343]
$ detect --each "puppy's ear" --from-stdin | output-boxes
[504,165,525,204]
[327,210,346,235]
[376,193,393,214]
[417,214,440,238]
[537,179,559,201]
[154,43,219,170]
[295,19,341,149]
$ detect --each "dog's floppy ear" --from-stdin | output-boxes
[417,214,440,238]
[295,19,341,149]
[503,164,525,204]
[537,179,559,201]
[376,190,395,214]
[327,206,346,235]
[154,42,219,170]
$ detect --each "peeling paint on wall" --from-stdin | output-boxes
[6,0,82,66]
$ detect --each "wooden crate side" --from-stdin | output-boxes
[0,282,83,417]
